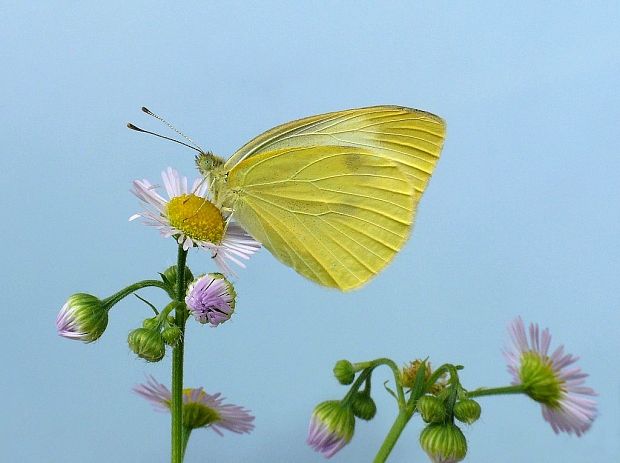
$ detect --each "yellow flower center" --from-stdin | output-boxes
[519,352,564,407]
[165,194,224,244]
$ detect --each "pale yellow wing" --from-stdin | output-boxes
[226,145,417,290]
[224,106,446,195]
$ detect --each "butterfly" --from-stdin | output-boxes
[132,106,446,291]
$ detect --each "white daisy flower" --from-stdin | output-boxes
[130,167,260,274]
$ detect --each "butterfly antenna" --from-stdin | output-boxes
[142,107,206,153]
[126,123,202,153]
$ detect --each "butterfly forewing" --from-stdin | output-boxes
[226,145,416,290]
[224,106,446,194]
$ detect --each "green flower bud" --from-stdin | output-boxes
[127,328,165,362]
[416,395,447,424]
[453,399,481,424]
[333,360,355,385]
[351,392,377,421]
[56,293,109,343]
[419,423,467,463]
[161,265,195,297]
[162,325,183,347]
[142,317,160,331]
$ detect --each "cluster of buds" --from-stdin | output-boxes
[307,357,478,462]
[307,317,597,462]
[416,394,479,463]
[128,314,182,362]
[57,263,237,364]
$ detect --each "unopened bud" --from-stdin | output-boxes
[419,423,467,463]
[162,325,183,347]
[453,399,481,424]
[351,392,377,421]
[56,293,109,343]
[333,360,355,385]
[417,395,447,424]
[128,328,165,362]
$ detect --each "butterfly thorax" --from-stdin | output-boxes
[195,151,229,207]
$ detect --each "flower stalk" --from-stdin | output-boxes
[171,245,188,463]
[373,410,413,463]
[104,280,169,307]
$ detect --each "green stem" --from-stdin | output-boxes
[104,279,168,307]
[355,358,406,406]
[341,369,371,403]
[171,246,188,463]
[373,410,412,463]
[467,384,525,398]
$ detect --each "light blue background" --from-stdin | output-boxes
[1,1,618,462]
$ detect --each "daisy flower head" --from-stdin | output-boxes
[504,317,597,436]
[130,167,261,274]
[134,376,255,435]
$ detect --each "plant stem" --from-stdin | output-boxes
[467,384,525,398]
[104,280,168,307]
[373,410,412,463]
[171,246,188,463]
[355,358,406,405]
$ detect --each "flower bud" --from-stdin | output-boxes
[162,265,195,297]
[453,399,481,424]
[128,328,165,362]
[142,317,160,331]
[351,392,377,421]
[416,395,447,424]
[307,400,355,458]
[56,293,109,343]
[419,423,467,463]
[186,273,236,326]
[333,360,355,385]
[162,325,183,347]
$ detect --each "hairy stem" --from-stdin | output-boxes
[373,410,412,463]
[171,246,188,463]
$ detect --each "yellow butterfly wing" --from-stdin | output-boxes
[224,106,446,195]
[226,145,416,290]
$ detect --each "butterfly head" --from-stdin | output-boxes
[195,151,226,178]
